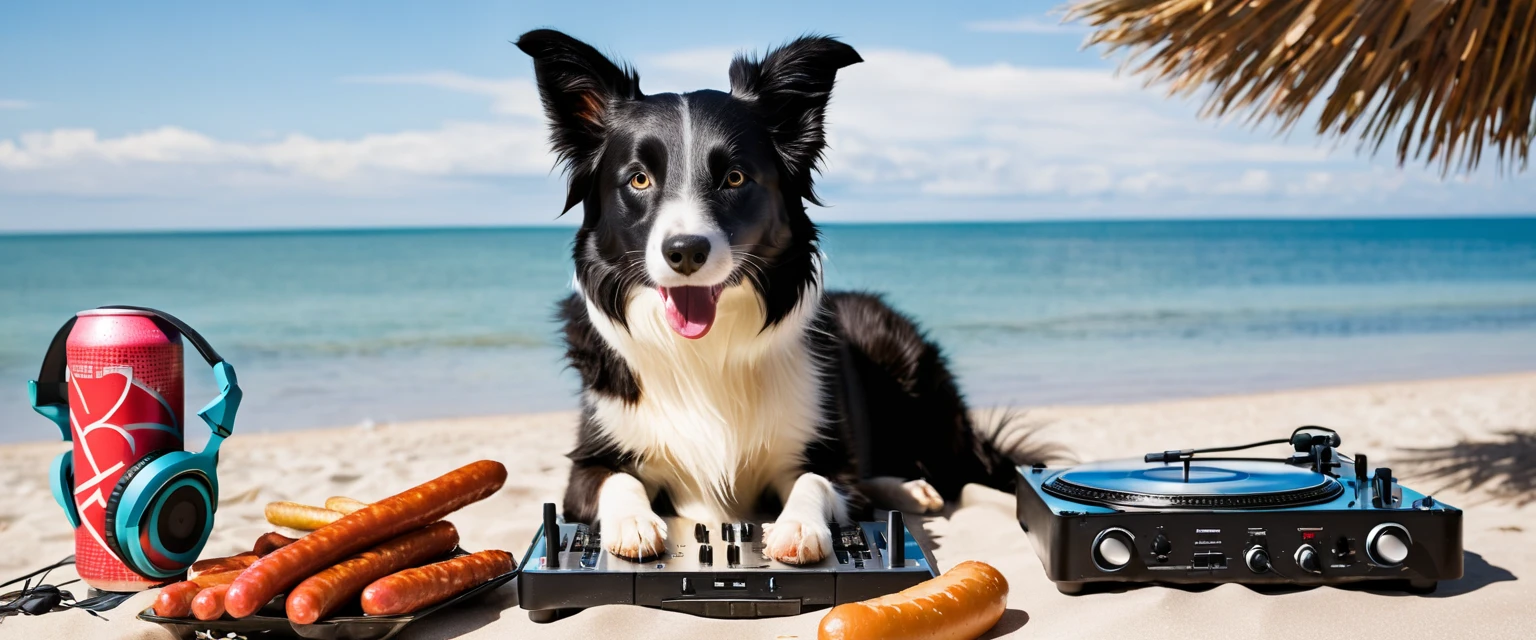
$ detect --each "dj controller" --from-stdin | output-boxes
[1015,428,1463,594]
[518,504,937,621]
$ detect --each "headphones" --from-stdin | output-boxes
[29,306,241,579]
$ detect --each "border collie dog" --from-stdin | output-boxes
[517,29,1022,565]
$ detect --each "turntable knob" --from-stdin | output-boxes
[1244,546,1271,573]
[1367,523,1412,567]
[1295,544,1321,574]
[1092,528,1135,572]
[1151,532,1172,556]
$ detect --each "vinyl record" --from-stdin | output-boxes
[1042,459,1343,509]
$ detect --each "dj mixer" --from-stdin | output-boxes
[518,504,937,621]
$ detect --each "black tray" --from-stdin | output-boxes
[136,555,516,640]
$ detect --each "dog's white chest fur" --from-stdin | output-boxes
[583,282,825,523]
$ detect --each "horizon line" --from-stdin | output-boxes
[2,213,1534,239]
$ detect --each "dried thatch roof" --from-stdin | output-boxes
[1068,0,1536,175]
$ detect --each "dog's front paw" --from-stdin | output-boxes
[763,516,832,565]
[602,511,668,560]
[900,479,945,514]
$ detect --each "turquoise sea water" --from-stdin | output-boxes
[2,219,1534,444]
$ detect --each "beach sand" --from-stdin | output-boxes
[2,372,1532,638]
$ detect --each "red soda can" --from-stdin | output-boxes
[65,309,185,591]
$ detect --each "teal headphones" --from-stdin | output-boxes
[29,306,241,579]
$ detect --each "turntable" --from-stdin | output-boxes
[1016,427,1463,593]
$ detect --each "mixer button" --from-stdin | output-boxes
[740,523,755,542]
[1367,523,1411,567]
[699,544,713,565]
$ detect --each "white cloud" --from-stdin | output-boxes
[965,17,1088,34]
[0,99,35,110]
[0,122,552,196]
[817,49,1330,198]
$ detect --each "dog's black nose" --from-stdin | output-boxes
[663,235,711,276]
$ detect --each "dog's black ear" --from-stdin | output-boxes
[516,29,642,213]
[729,35,861,205]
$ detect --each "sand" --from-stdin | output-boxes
[2,372,1533,639]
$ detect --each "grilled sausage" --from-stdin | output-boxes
[359,549,514,616]
[224,460,506,618]
[153,569,244,618]
[253,532,300,556]
[817,561,1009,640]
[191,583,231,621]
[285,521,460,624]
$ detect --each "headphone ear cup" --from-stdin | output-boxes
[103,450,170,576]
[50,451,81,530]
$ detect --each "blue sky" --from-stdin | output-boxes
[2,0,1531,232]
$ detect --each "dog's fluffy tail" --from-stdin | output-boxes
[966,408,1073,493]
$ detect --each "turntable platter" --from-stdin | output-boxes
[1042,459,1344,509]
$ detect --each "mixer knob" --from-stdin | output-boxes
[1367,523,1412,567]
[698,544,713,565]
[1295,544,1321,574]
[1244,546,1271,573]
[1092,528,1135,572]
[1150,532,1172,556]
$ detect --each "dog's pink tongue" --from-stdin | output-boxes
[663,286,718,339]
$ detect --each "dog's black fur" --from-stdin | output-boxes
[516,29,1021,526]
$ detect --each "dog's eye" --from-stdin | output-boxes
[629,172,652,190]
[724,170,746,189]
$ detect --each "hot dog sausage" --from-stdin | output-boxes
[188,552,257,579]
[265,501,345,530]
[359,549,514,616]
[153,569,245,618]
[285,521,460,624]
[191,583,231,621]
[325,496,370,514]
[817,561,1009,640]
[224,460,506,618]
[253,532,299,556]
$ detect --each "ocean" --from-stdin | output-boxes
[2,219,1533,445]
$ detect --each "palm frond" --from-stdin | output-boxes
[1068,0,1536,175]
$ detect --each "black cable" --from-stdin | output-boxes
[0,556,73,590]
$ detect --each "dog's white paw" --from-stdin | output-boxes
[901,479,945,514]
[602,511,668,560]
[763,516,832,565]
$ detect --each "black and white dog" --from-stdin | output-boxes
[517,29,1026,565]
